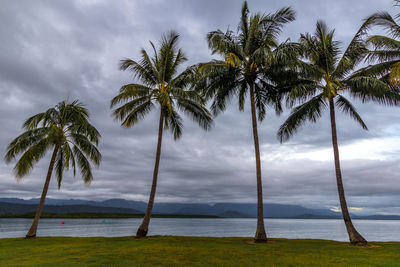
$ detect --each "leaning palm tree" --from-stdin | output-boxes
[111,31,212,238]
[199,1,297,242]
[5,100,101,238]
[278,21,400,245]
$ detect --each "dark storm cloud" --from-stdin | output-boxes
[1,0,400,215]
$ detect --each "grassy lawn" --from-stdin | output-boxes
[1,236,399,266]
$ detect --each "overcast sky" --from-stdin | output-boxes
[1,0,399,215]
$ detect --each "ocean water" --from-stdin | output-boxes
[1,218,400,241]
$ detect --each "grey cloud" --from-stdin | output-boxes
[1,0,400,215]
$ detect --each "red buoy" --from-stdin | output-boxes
[61,221,65,225]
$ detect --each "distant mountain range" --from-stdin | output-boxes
[1,198,399,220]
[0,202,141,215]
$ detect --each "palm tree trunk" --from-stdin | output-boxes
[136,109,164,238]
[25,146,59,239]
[249,84,267,243]
[329,98,367,245]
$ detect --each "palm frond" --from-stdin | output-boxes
[259,6,296,40]
[366,11,400,38]
[119,100,155,128]
[169,66,195,90]
[70,133,102,166]
[13,138,51,178]
[335,95,368,130]
[345,76,400,105]
[55,149,64,190]
[238,81,247,111]
[284,80,320,108]
[110,84,152,108]
[112,96,152,122]
[120,58,157,86]
[238,1,249,41]
[252,83,267,121]
[355,60,399,78]
[177,99,213,131]
[5,128,50,163]
[278,93,326,143]
[72,145,93,185]
[164,109,183,140]
[200,61,242,115]
[158,31,180,83]
[368,35,400,50]
[23,107,58,130]
[333,19,370,78]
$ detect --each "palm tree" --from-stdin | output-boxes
[110,31,212,238]
[5,100,101,238]
[199,1,297,243]
[277,21,400,245]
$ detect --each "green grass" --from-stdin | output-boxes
[0,236,399,266]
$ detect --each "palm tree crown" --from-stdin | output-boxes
[111,31,212,137]
[202,1,298,118]
[5,100,101,188]
[362,10,400,87]
[278,20,399,142]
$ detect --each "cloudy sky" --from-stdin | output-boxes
[1,0,399,215]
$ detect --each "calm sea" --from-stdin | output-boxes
[1,218,400,241]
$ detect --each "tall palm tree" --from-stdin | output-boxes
[277,21,400,245]
[199,1,297,243]
[5,100,101,238]
[110,31,212,238]
[361,9,400,86]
